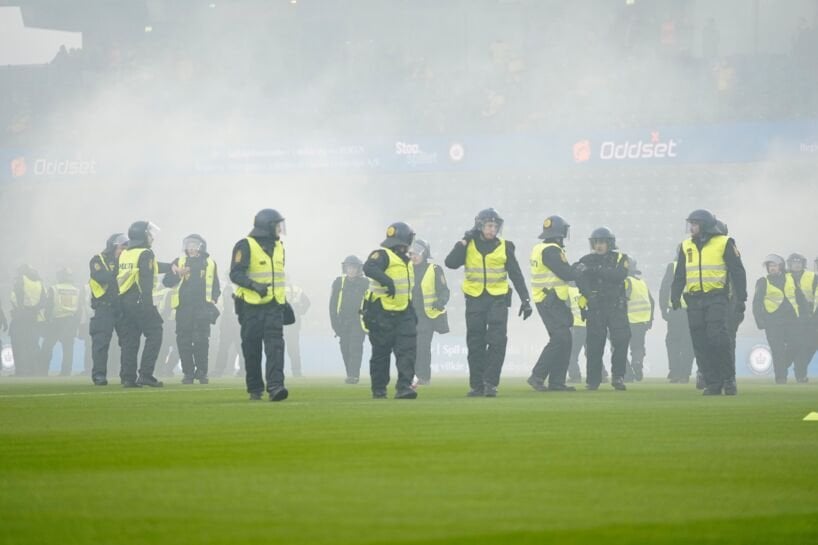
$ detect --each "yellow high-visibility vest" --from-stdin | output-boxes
[171,256,216,309]
[797,271,816,308]
[117,248,158,295]
[89,254,114,300]
[462,239,508,297]
[764,273,799,317]
[568,286,585,328]
[420,264,445,319]
[367,248,413,312]
[681,235,729,294]
[11,276,46,322]
[626,277,652,324]
[51,283,80,319]
[530,242,569,303]
[234,237,286,305]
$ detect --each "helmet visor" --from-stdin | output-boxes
[183,237,203,254]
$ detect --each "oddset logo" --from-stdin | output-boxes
[573,132,680,163]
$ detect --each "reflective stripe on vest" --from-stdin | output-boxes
[89,253,113,300]
[530,242,569,303]
[568,286,585,328]
[171,255,216,309]
[421,264,445,319]
[14,276,45,308]
[764,274,799,317]
[368,248,413,311]
[117,248,158,295]
[336,277,346,315]
[234,237,286,305]
[626,277,652,324]
[51,283,80,319]
[462,238,508,297]
[681,236,729,294]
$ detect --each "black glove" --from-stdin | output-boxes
[519,300,533,320]
[384,280,396,297]
[250,282,270,297]
[432,302,446,312]
[462,229,477,243]
[671,299,681,311]
[580,307,589,322]
[734,301,746,314]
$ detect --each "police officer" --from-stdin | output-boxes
[574,227,631,391]
[283,282,310,377]
[567,284,586,383]
[671,209,747,396]
[88,233,127,385]
[659,249,695,383]
[9,264,47,376]
[41,268,81,376]
[445,208,532,397]
[786,253,817,383]
[362,222,418,399]
[410,239,450,386]
[230,209,290,402]
[752,254,804,384]
[117,221,168,388]
[624,259,654,382]
[163,234,221,384]
[527,216,577,392]
[329,255,369,384]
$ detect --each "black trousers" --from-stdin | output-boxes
[175,304,212,379]
[41,317,78,376]
[685,293,733,389]
[765,321,798,381]
[119,303,164,383]
[585,300,631,386]
[367,306,416,394]
[283,325,303,377]
[568,327,586,380]
[9,313,42,376]
[238,301,285,395]
[89,304,121,382]
[531,297,573,387]
[666,310,695,380]
[792,319,815,381]
[414,320,435,382]
[338,322,366,379]
[465,294,509,389]
[628,323,649,374]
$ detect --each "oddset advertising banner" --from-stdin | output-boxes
[3,120,818,181]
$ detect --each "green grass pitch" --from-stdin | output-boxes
[1,378,816,545]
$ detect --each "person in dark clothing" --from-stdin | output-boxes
[87,233,127,385]
[329,255,369,384]
[527,216,578,391]
[752,254,804,384]
[362,222,418,400]
[230,209,290,402]
[786,253,817,383]
[445,208,532,397]
[9,264,47,376]
[116,221,170,388]
[659,253,695,383]
[213,282,242,377]
[0,301,8,355]
[283,282,310,377]
[574,227,631,391]
[163,234,221,384]
[410,239,450,386]
[41,268,81,376]
[671,209,747,396]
